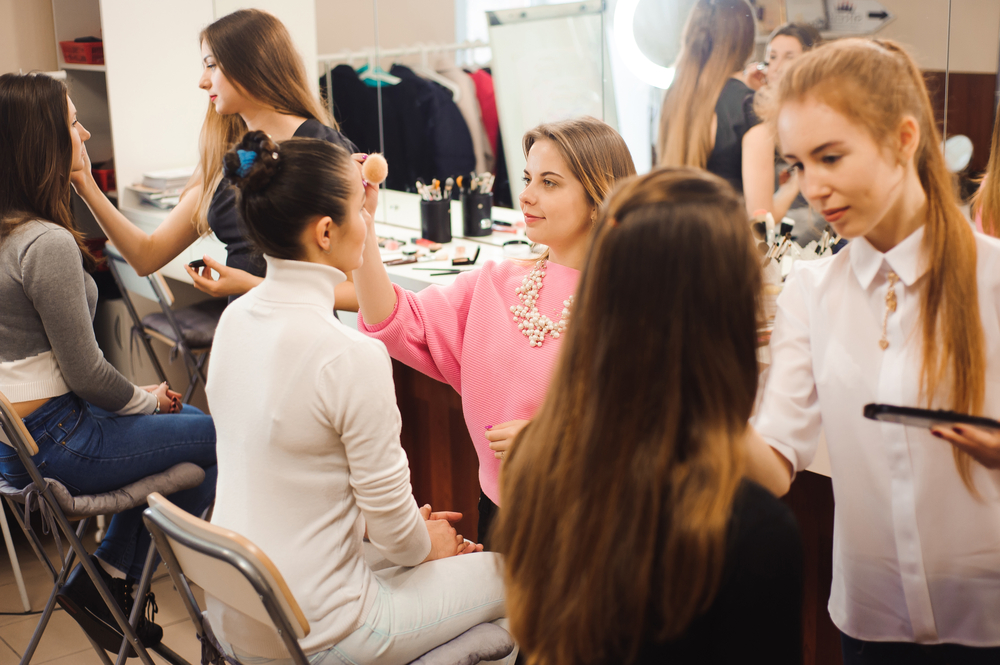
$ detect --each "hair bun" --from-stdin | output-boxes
[223,130,280,193]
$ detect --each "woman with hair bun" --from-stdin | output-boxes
[353,116,636,545]
[748,37,1000,662]
[205,131,512,665]
[71,8,358,306]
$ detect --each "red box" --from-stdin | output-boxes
[92,168,116,193]
[60,41,104,65]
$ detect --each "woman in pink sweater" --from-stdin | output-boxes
[355,117,636,543]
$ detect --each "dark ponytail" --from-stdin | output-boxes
[223,130,356,261]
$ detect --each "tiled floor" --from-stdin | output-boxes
[0,519,205,664]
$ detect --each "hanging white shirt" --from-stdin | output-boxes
[754,225,1000,646]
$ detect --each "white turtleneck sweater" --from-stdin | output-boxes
[206,256,431,656]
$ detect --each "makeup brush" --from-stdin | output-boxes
[361,153,389,185]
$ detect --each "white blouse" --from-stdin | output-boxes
[754,226,1000,646]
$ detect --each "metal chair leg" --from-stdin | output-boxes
[7,496,57,581]
[42,490,156,665]
[19,520,84,665]
[0,500,30,611]
[115,543,158,665]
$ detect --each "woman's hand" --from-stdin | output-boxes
[184,255,262,298]
[143,382,181,414]
[352,153,380,227]
[743,63,767,91]
[932,425,1000,470]
[485,419,530,460]
[69,142,95,194]
[420,503,481,561]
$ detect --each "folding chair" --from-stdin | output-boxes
[143,493,516,665]
[0,390,205,665]
[104,244,225,404]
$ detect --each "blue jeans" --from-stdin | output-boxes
[0,392,217,580]
[841,632,1000,665]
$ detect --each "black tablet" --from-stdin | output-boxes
[863,404,1000,431]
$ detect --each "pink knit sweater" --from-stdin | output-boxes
[358,259,579,504]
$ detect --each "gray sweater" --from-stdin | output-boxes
[0,220,154,414]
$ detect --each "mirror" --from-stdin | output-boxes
[939,1,1000,211]
[323,0,614,235]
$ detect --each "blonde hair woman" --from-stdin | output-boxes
[353,117,636,544]
[657,0,776,216]
[747,38,1000,663]
[70,9,358,306]
[971,103,1000,236]
[494,167,802,665]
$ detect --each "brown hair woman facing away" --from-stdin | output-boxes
[657,0,777,216]
[750,38,1000,663]
[971,102,1000,236]
[494,167,803,665]
[69,8,359,305]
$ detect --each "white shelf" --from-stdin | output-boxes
[62,63,107,72]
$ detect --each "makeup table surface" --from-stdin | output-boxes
[120,189,521,291]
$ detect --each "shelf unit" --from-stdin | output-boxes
[61,63,108,72]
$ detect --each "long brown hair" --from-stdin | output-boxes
[190,9,336,235]
[521,117,636,260]
[758,38,986,491]
[656,0,756,168]
[0,73,96,270]
[971,102,1000,236]
[494,168,761,665]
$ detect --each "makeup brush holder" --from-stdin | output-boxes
[420,199,452,244]
[463,192,493,237]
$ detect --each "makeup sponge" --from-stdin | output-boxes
[362,153,389,185]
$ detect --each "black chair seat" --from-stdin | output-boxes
[142,299,226,349]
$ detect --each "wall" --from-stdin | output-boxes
[876,0,1000,73]
[0,0,57,74]
[315,0,454,56]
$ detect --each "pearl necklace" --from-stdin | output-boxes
[510,260,573,347]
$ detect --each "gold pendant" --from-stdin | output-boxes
[879,272,899,351]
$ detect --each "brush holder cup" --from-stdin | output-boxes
[420,199,452,244]
[463,192,493,237]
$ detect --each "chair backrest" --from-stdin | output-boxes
[143,493,309,642]
[0,390,39,456]
[104,243,174,307]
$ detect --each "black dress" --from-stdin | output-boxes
[206,119,358,292]
[706,78,760,196]
[634,480,803,664]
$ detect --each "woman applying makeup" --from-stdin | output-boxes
[354,117,636,544]
[657,0,775,216]
[745,39,1000,663]
[71,9,359,307]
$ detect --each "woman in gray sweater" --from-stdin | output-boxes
[0,73,217,655]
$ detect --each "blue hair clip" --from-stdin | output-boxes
[236,149,257,177]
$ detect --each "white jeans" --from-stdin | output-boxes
[222,547,515,665]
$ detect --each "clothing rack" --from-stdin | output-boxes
[318,40,490,117]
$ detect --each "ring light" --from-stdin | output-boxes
[613,0,675,89]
